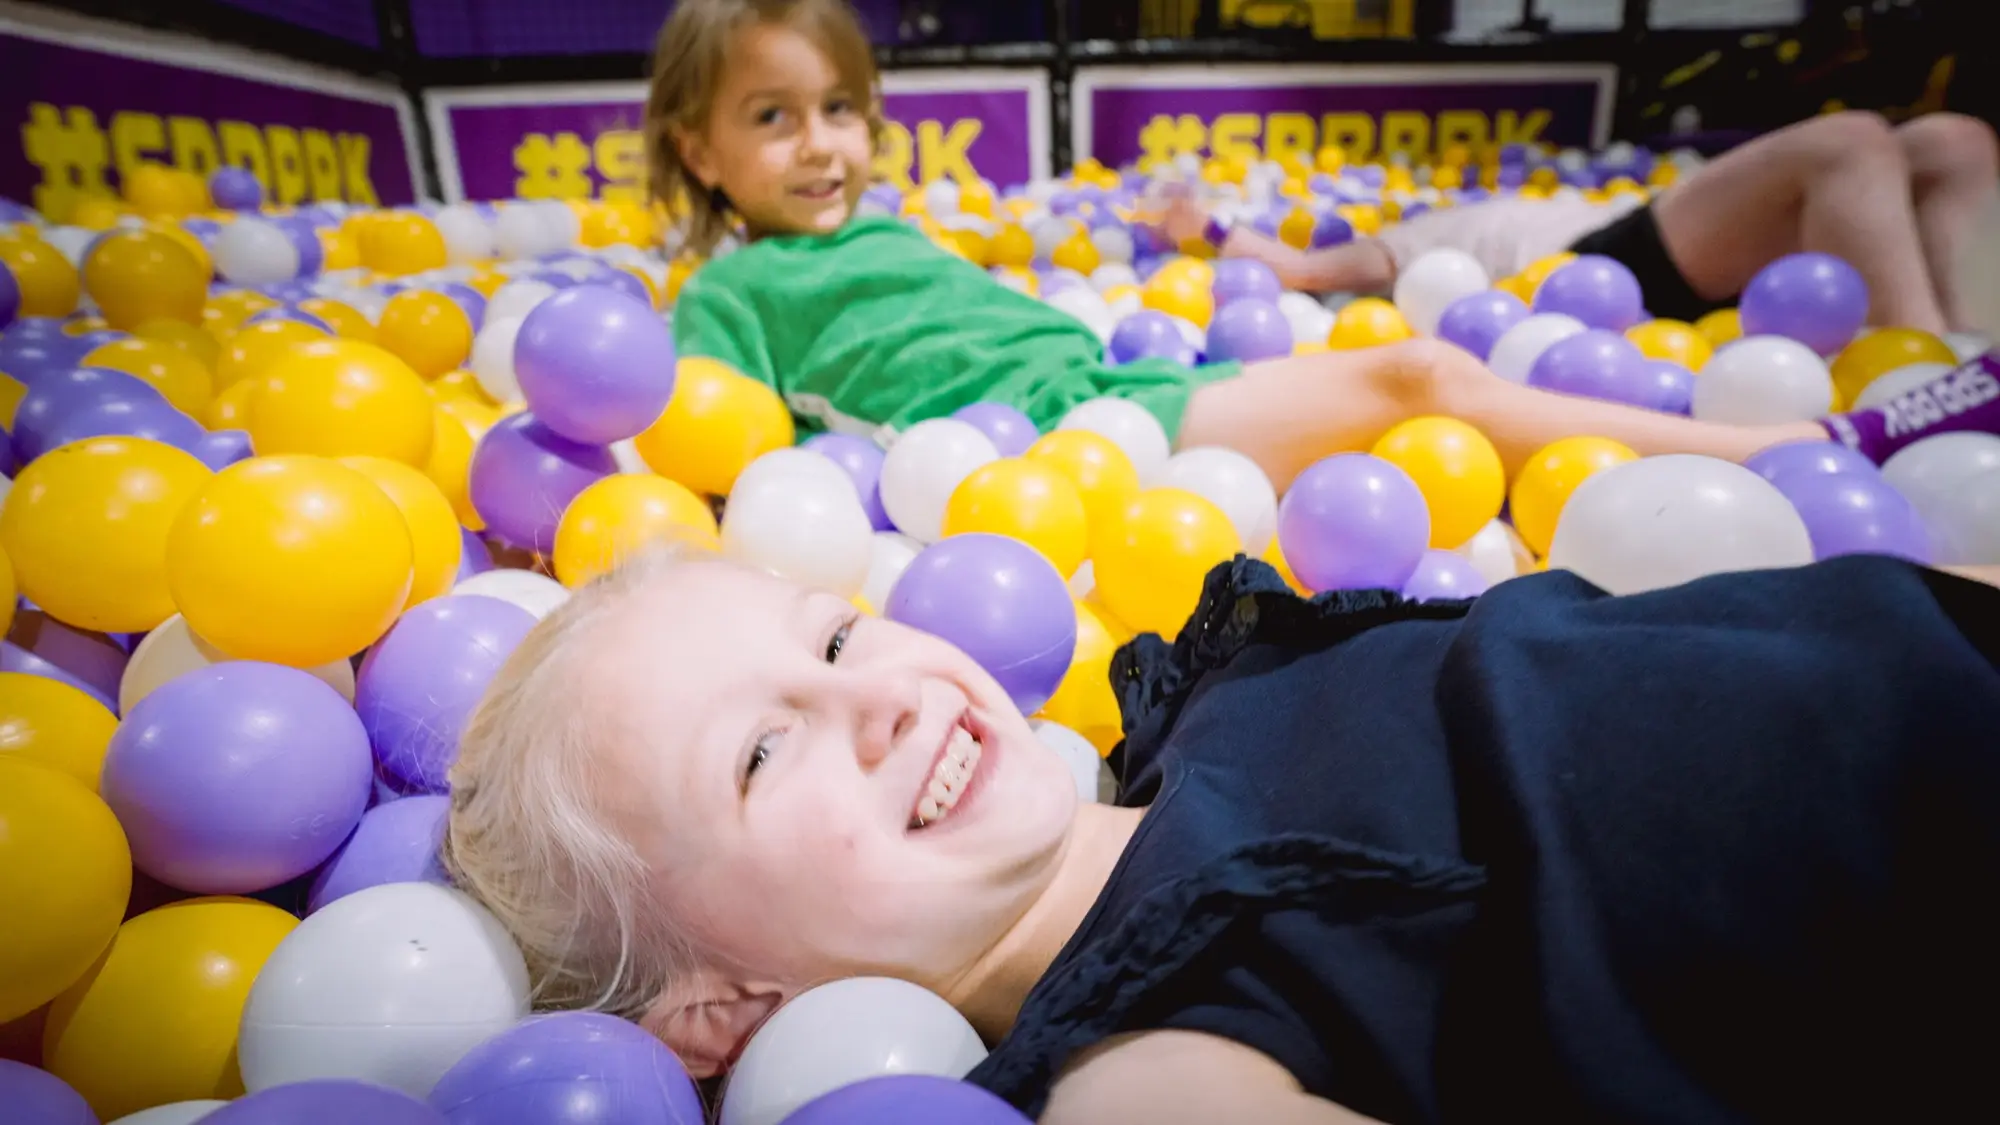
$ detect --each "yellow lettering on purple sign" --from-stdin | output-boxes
[1132,108,1564,168]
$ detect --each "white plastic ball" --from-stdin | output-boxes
[1692,336,1834,424]
[121,613,354,715]
[1107,290,1143,320]
[993,270,1035,296]
[1028,215,1072,259]
[719,977,987,1125]
[106,1102,230,1125]
[739,446,856,497]
[609,438,647,474]
[238,882,530,1097]
[43,225,98,265]
[1090,224,1135,265]
[433,203,496,265]
[922,178,961,219]
[1392,249,1491,337]
[1026,180,1063,205]
[468,315,526,402]
[213,218,301,285]
[879,419,1000,542]
[1046,285,1117,342]
[450,567,572,620]
[1943,331,1990,363]
[1033,718,1105,804]
[1067,559,1095,600]
[493,204,549,260]
[1155,446,1278,556]
[1091,263,1140,293]
[723,468,873,597]
[1922,464,2000,564]
[1456,519,1535,588]
[1853,362,1953,410]
[863,531,922,611]
[1881,431,2000,547]
[347,290,389,325]
[1277,291,1336,347]
[1060,397,1172,484]
[1487,313,1587,384]
[1170,315,1206,355]
[1547,454,1815,596]
[534,200,581,251]
[486,279,557,325]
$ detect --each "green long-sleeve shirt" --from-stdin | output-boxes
[670,217,1237,443]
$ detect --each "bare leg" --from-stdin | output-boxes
[1649,112,1947,333]
[1179,341,1822,490]
[1896,113,2000,331]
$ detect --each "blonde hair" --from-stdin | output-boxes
[440,546,714,1022]
[644,0,884,255]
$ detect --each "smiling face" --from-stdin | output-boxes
[585,559,1080,992]
[675,20,875,239]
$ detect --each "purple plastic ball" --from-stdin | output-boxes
[5,608,126,705]
[210,166,263,211]
[1039,268,1089,297]
[245,305,333,334]
[308,794,450,913]
[468,413,617,555]
[456,526,495,582]
[951,401,1039,458]
[0,1060,95,1125]
[1527,329,1649,403]
[1211,259,1281,307]
[436,281,488,331]
[1743,439,1880,487]
[102,661,374,894]
[206,1081,447,1125]
[1276,453,1431,592]
[1739,252,1871,356]
[780,1075,1031,1125]
[428,1012,706,1125]
[592,267,653,310]
[195,428,256,471]
[514,284,677,445]
[885,533,1077,715]
[1777,470,1933,563]
[1310,211,1355,249]
[1532,255,1645,331]
[804,432,893,530]
[1108,310,1196,366]
[1436,290,1529,362]
[357,594,538,794]
[0,261,18,330]
[1400,549,1491,602]
[1204,298,1292,364]
[273,217,324,276]
[0,641,118,712]
[11,366,205,464]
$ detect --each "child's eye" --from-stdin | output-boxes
[743,730,778,791]
[826,97,854,117]
[755,106,783,126]
[825,618,854,663]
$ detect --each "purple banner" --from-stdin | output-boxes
[432,73,1047,201]
[1079,65,1614,170]
[1,20,417,220]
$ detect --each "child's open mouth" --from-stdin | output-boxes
[793,179,844,202]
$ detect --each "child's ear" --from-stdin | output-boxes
[640,969,786,1078]
[672,125,720,194]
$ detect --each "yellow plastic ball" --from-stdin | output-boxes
[633,360,793,497]
[1091,488,1242,640]
[166,456,415,666]
[0,673,118,791]
[0,373,25,430]
[319,226,361,271]
[1023,430,1142,532]
[424,407,483,530]
[1338,204,1382,237]
[943,226,990,266]
[664,257,702,305]
[427,367,499,409]
[0,545,11,635]
[1370,416,1505,550]
[81,230,207,332]
[941,458,1091,578]
[1101,282,1141,307]
[440,396,503,437]
[1154,256,1215,289]
[1278,206,1317,251]
[252,339,435,466]
[1141,270,1214,330]
[1509,436,1642,557]
[1695,307,1743,349]
[336,456,463,608]
[1050,232,1103,276]
[134,317,221,369]
[1327,297,1413,349]
[990,223,1036,269]
[1263,536,1312,597]
[202,377,258,430]
[0,437,212,633]
[213,317,326,391]
[296,297,375,343]
[202,289,281,342]
[63,316,111,336]
[122,163,184,218]
[1829,327,1958,407]
[1516,252,1577,299]
[1494,275,1536,304]
[553,474,720,588]
[0,758,131,1025]
[68,197,125,231]
[1625,319,1714,372]
[374,289,474,379]
[144,222,213,283]
[43,898,298,1120]
[958,180,997,220]
[0,234,83,317]
[1036,600,1122,756]
[1315,148,1347,174]
[80,338,213,417]
[361,211,448,276]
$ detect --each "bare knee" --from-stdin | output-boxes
[1792,111,1905,178]
[1898,112,2000,187]
[1370,338,1489,416]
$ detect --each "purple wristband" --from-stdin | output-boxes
[1201,215,1234,250]
[1820,351,2000,463]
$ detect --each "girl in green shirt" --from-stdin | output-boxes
[650,0,1989,490]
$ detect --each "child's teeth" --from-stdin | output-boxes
[918,796,940,822]
[928,777,952,805]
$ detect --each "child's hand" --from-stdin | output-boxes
[1157,196,1211,248]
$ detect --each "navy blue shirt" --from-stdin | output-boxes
[968,556,2000,1123]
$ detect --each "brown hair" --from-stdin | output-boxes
[645,0,884,256]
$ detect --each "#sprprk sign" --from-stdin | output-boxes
[1075,63,1616,170]
[426,69,1050,202]
[0,10,421,219]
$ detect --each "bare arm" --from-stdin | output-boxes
[1943,565,2000,589]
[1155,197,1397,295]
[1041,1030,1383,1125]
